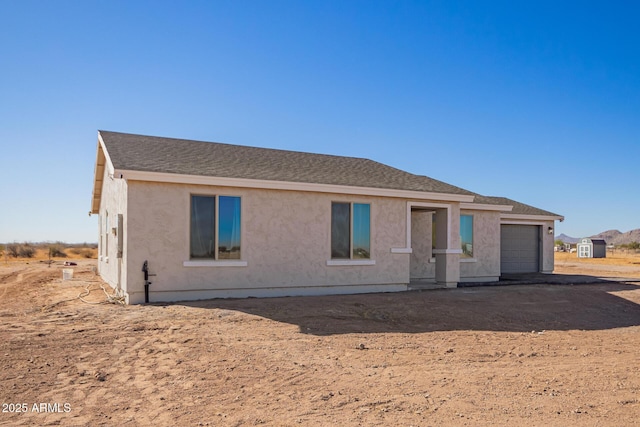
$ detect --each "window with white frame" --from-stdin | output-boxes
[431,213,474,258]
[460,214,473,258]
[104,211,109,259]
[190,195,242,260]
[331,202,371,259]
[579,245,590,258]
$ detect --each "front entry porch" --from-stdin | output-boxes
[407,202,462,289]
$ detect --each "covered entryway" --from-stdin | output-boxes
[406,202,461,288]
[500,224,540,273]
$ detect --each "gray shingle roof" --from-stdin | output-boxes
[99,130,475,196]
[97,131,562,219]
[588,239,607,244]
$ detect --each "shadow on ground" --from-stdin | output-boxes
[173,277,640,336]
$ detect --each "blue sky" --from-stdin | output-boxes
[1,0,638,242]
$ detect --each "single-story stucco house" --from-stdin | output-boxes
[577,238,607,258]
[91,131,564,304]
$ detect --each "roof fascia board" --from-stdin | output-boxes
[460,202,513,212]
[501,213,565,222]
[114,169,476,202]
[98,133,115,176]
[91,137,110,214]
[501,219,552,226]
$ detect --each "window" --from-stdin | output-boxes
[104,211,109,260]
[190,195,241,260]
[579,245,590,258]
[432,213,437,251]
[460,215,473,258]
[431,213,474,258]
[331,202,370,259]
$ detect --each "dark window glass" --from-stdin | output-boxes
[352,203,370,259]
[218,196,241,259]
[190,196,215,259]
[460,214,473,258]
[331,202,350,258]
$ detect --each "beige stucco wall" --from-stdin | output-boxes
[409,210,434,280]
[541,220,556,273]
[410,208,501,282]
[459,210,501,282]
[96,175,558,303]
[124,181,411,303]
[97,166,128,293]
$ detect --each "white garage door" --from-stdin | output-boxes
[501,225,540,273]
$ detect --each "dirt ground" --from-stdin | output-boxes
[1,255,640,426]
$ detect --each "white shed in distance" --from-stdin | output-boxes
[577,238,607,258]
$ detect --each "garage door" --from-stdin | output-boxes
[501,225,540,273]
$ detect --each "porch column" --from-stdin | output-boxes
[433,206,461,288]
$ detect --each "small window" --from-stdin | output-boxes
[190,195,241,260]
[331,203,350,258]
[352,203,371,259]
[432,213,474,258]
[218,196,242,260]
[460,215,473,258]
[331,202,370,259]
[104,211,109,258]
[579,245,590,258]
[432,213,437,251]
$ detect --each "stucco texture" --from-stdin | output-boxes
[98,177,556,303]
[97,166,128,293]
[409,210,434,280]
[410,209,501,282]
[541,220,556,272]
[459,210,501,282]
[124,181,411,303]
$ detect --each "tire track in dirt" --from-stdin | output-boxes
[3,259,640,425]
[0,269,25,302]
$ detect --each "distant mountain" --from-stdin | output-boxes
[556,229,640,246]
[591,230,622,245]
[595,229,640,246]
[555,233,579,244]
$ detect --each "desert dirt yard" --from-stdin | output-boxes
[1,254,640,426]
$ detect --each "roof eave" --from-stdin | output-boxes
[90,132,115,214]
[460,202,513,212]
[501,213,565,222]
[113,169,476,203]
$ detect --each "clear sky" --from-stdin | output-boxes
[1,0,639,243]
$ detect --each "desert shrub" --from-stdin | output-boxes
[7,243,20,258]
[68,242,98,250]
[5,243,37,258]
[619,242,640,250]
[81,248,95,258]
[49,244,67,258]
[69,247,94,258]
[18,244,36,258]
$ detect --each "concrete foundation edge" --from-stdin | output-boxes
[127,283,409,304]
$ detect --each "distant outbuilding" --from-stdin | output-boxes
[577,238,607,258]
